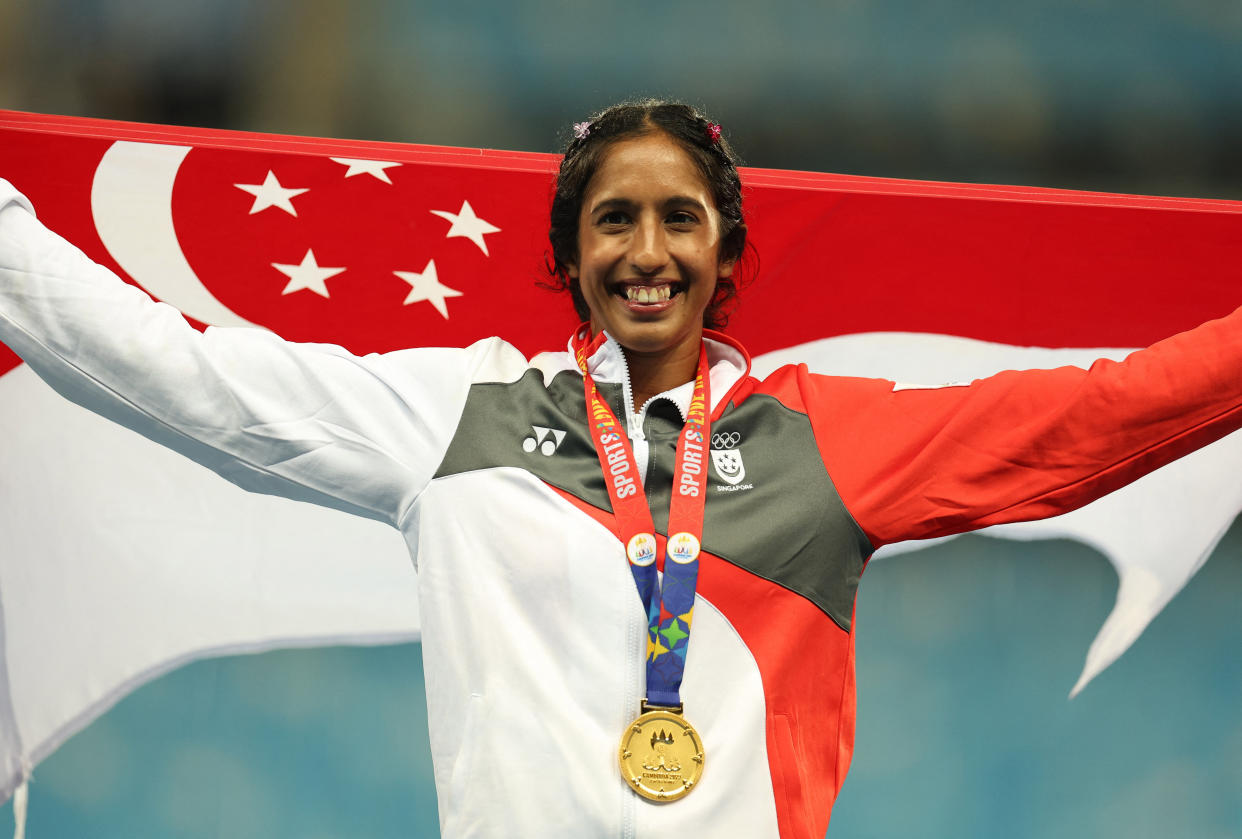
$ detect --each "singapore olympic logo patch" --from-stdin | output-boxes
[710,431,746,486]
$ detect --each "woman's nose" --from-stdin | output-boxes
[628,221,669,274]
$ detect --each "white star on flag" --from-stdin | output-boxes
[394,260,462,318]
[430,200,501,256]
[330,157,401,184]
[234,170,309,216]
[271,249,346,298]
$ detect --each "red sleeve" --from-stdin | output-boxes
[797,305,1242,548]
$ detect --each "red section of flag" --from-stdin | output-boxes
[0,126,132,376]
[734,185,1241,353]
[173,146,566,353]
[1,108,1241,379]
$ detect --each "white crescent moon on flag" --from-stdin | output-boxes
[91,141,261,329]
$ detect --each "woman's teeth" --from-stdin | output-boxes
[624,285,672,303]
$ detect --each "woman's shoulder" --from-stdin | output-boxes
[375,335,552,386]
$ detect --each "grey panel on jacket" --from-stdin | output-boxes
[433,370,871,632]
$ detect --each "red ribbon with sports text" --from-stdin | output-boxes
[572,327,710,708]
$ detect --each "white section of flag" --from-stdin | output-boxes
[0,363,418,801]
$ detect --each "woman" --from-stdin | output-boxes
[1,100,1240,838]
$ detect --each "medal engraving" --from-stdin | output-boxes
[618,708,704,802]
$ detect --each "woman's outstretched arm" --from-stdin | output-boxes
[791,306,1242,548]
[0,179,510,527]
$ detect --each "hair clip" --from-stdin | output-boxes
[706,123,722,144]
[573,121,592,140]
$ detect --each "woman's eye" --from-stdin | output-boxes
[598,211,629,226]
[667,211,697,226]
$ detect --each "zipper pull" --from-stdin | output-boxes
[627,408,645,441]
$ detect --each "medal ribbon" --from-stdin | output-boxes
[573,328,711,709]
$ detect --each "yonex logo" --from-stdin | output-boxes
[522,425,567,456]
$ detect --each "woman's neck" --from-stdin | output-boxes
[623,342,702,413]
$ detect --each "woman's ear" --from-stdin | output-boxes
[719,223,746,278]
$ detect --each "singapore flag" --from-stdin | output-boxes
[0,109,1240,805]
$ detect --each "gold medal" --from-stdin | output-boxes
[618,704,705,802]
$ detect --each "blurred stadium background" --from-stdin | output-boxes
[1,1,1239,837]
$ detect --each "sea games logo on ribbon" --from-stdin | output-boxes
[711,431,752,492]
[627,533,658,567]
[667,532,701,564]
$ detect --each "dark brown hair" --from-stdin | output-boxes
[546,100,748,329]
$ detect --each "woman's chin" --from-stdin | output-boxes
[610,323,702,360]
[590,291,707,359]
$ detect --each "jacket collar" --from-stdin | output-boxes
[573,328,751,419]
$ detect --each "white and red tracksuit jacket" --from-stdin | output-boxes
[3,180,1241,838]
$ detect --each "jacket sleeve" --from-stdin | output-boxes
[798,307,1242,549]
[0,180,507,527]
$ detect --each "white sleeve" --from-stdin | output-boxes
[0,179,507,527]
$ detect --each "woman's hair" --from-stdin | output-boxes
[546,100,748,329]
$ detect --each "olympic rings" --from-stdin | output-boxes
[711,431,741,449]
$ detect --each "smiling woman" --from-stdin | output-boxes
[548,106,746,300]
[573,132,732,405]
[1,99,1242,839]
[546,101,750,407]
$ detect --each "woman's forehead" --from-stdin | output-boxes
[586,133,712,202]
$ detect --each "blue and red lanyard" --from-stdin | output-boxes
[573,329,711,709]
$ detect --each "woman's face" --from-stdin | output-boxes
[569,132,734,360]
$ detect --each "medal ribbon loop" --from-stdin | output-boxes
[573,329,711,709]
